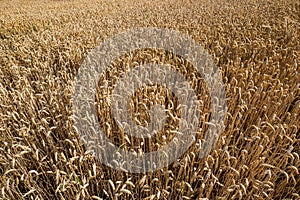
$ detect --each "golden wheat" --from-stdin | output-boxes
[0,0,299,199]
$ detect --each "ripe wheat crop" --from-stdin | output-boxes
[0,0,299,199]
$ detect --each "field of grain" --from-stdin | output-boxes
[0,0,299,199]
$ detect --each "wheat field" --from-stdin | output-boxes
[0,0,299,199]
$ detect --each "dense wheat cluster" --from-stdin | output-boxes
[0,0,299,199]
